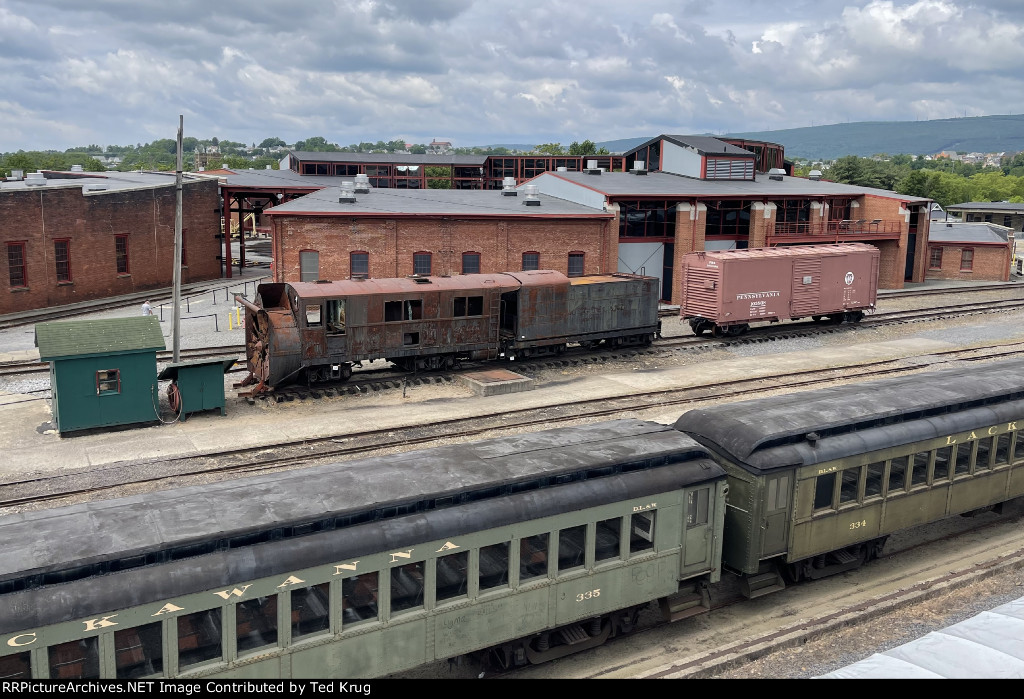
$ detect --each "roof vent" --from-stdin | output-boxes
[585,159,601,175]
[556,166,567,172]
[631,160,647,175]
[83,183,108,193]
[10,170,23,180]
[338,181,357,203]
[265,165,272,170]
[523,184,541,206]
[501,176,517,196]
[768,168,785,182]
[222,163,229,169]
[24,172,47,187]
[808,169,822,181]
[70,164,84,173]
[354,173,371,193]
[805,431,819,445]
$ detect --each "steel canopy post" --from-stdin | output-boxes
[173,115,183,363]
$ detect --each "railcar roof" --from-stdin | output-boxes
[0,419,718,581]
[281,270,573,297]
[674,359,1024,471]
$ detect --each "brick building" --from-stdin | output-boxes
[1,171,221,314]
[925,221,1013,281]
[945,202,1024,235]
[262,185,615,283]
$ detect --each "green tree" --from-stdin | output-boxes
[567,139,608,155]
[534,143,565,155]
[409,144,427,154]
[260,137,287,148]
[294,136,339,152]
[425,166,451,189]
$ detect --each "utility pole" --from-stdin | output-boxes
[173,115,183,363]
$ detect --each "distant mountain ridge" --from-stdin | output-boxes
[588,115,1024,162]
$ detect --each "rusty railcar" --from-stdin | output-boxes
[680,243,880,337]
[238,271,660,391]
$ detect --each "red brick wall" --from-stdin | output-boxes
[925,243,1010,281]
[270,215,613,282]
[1,180,221,314]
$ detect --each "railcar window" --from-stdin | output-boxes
[520,534,550,582]
[865,463,884,498]
[115,622,163,679]
[954,442,972,475]
[996,434,1012,465]
[325,300,346,335]
[236,596,278,654]
[814,473,836,510]
[976,437,993,470]
[384,300,423,322]
[595,518,622,561]
[48,637,99,679]
[0,651,31,679]
[687,488,710,526]
[453,296,484,317]
[630,512,656,554]
[910,452,929,487]
[436,551,470,602]
[342,572,379,625]
[291,583,330,638]
[934,447,952,481]
[558,525,587,572]
[390,562,425,613]
[177,609,222,669]
[888,456,908,492]
[766,476,789,510]
[305,304,322,327]
[479,542,510,591]
[839,468,860,504]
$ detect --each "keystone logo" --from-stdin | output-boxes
[845,272,855,285]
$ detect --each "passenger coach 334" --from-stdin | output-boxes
[236,270,661,392]
[1,360,1022,679]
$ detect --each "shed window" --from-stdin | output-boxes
[350,251,369,277]
[7,241,27,288]
[522,252,539,271]
[96,369,121,395]
[413,252,431,276]
[54,239,71,283]
[115,235,130,275]
[928,247,942,269]
[568,252,584,277]
[299,250,319,282]
[960,248,974,271]
[462,252,480,275]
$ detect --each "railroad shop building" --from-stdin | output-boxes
[925,221,1014,282]
[0,170,221,315]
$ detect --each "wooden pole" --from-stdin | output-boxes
[173,115,183,363]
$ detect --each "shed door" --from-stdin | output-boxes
[761,473,791,557]
[683,486,713,568]
[790,260,821,316]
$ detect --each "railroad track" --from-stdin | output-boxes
[3,342,1023,513]
[0,345,245,378]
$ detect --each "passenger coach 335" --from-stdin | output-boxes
[236,270,662,393]
[1,359,1022,679]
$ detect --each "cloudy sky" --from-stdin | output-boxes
[3,0,1024,152]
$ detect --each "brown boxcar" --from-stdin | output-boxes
[679,243,880,336]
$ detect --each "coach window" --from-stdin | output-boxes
[479,542,509,592]
[688,488,711,526]
[522,252,540,271]
[630,511,655,554]
[236,596,278,655]
[0,651,30,679]
[813,472,837,511]
[48,637,100,679]
[887,456,909,494]
[975,436,994,471]
[462,252,481,275]
[341,572,379,626]
[305,303,322,327]
[177,608,222,669]
[558,525,587,573]
[953,441,973,476]
[436,550,470,602]
[839,467,860,504]
[864,462,884,498]
[291,582,330,638]
[326,299,346,334]
[299,250,319,282]
[909,451,930,488]
[519,533,550,582]
[115,622,163,678]
[390,561,425,613]
[595,517,622,562]
[933,446,952,482]
[995,433,1013,466]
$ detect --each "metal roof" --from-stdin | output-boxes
[946,202,1024,212]
[0,171,210,194]
[673,358,1024,472]
[263,184,610,217]
[35,317,165,361]
[627,134,755,158]
[288,150,488,166]
[817,596,1024,678]
[532,171,931,203]
[686,243,877,261]
[928,221,1011,244]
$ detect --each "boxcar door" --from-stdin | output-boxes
[683,485,713,569]
[790,260,821,317]
[761,472,792,557]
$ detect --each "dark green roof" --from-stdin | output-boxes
[35,317,166,361]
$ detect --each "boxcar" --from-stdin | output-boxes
[238,271,660,390]
[680,243,880,336]
[674,359,1024,597]
[0,420,726,679]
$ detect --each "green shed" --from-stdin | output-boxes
[35,317,166,434]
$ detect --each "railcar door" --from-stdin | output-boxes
[682,485,713,569]
[761,472,792,556]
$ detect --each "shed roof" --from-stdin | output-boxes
[928,221,1011,244]
[36,317,165,361]
[946,202,1024,213]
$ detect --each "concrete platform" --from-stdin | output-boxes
[458,369,535,396]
